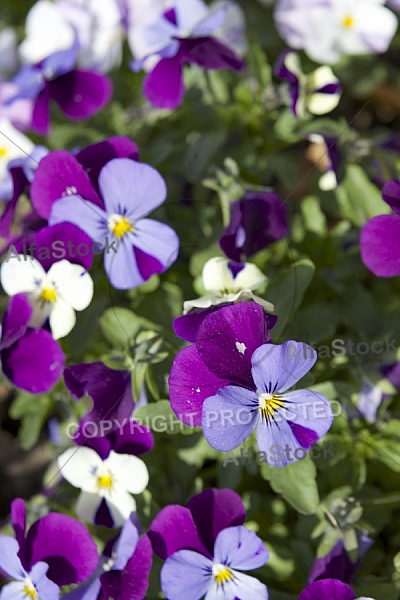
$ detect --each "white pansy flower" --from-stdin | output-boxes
[183,257,274,313]
[0,257,94,340]
[58,447,149,527]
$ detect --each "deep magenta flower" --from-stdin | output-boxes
[0,294,64,393]
[169,302,277,426]
[298,579,369,600]
[0,498,98,598]
[308,533,373,584]
[360,178,400,277]
[8,43,112,135]
[219,191,289,262]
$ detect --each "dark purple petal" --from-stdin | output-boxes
[308,533,373,584]
[148,505,209,560]
[134,246,165,281]
[180,37,243,70]
[360,214,400,277]
[274,50,300,116]
[195,302,274,388]
[49,70,112,120]
[0,167,28,237]
[143,54,185,109]
[1,329,65,394]
[0,295,31,351]
[169,345,230,426]
[382,179,400,214]
[76,136,139,194]
[95,499,114,528]
[100,535,152,600]
[32,223,94,270]
[173,305,229,343]
[31,85,51,135]
[298,579,356,600]
[381,362,400,388]
[25,512,98,586]
[30,150,102,219]
[220,191,289,262]
[109,420,154,456]
[187,488,245,555]
[10,499,27,557]
[74,430,112,461]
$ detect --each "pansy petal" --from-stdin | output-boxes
[1,329,65,393]
[105,452,149,494]
[10,499,26,552]
[62,579,101,600]
[26,513,98,586]
[202,386,258,452]
[106,486,137,528]
[110,420,154,457]
[256,416,302,467]
[58,447,101,493]
[48,260,93,311]
[187,489,245,555]
[180,37,243,71]
[148,505,209,560]
[173,306,225,343]
[206,569,268,600]
[161,550,212,600]
[196,302,274,388]
[143,53,185,109]
[169,345,230,427]
[0,536,26,580]
[49,71,112,120]
[132,219,179,274]
[298,579,355,600]
[98,158,167,218]
[29,562,59,600]
[49,296,76,340]
[76,492,103,525]
[382,178,400,214]
[0,294,31,351]
[0,582,29,600]
[1,256,45,296]
[360,214,400,277]
[251,341,317,395]
[213,526,269,571]
[33,223,94,270]
[110,517,139,571]
[49,195,108,241]
[31,86,51,136]
[282,389,334,447]
[104,236,144,289]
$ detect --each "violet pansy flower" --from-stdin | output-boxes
[9,41,112,135]
[129,0,245,108]
[274,50,341,118]
[49,157,180,290]
[360,178,400,277]
[356,375,384,423]
[299,578,373,600]
[58,446,149,527]
[0,294,65,394]
[219,191,288,263]
[202,341,333,466]
[169,302,277,426]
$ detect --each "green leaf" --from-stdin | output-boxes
[10,393,53,450]
[184,130,226,183]
[99,308,143,348]
[301,196,327,236]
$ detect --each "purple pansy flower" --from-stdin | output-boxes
[219,191,288,263]
[64,515,153,600]
[308,134,343,191]
[201,340,333,466]
[381,361,400,389]
[169,302,277,426]
[8,42,112,135]
[298,578,372,600]
[48,157,180,289]
[0,294,65,393]
[360,178,400,277]
[64,362,153,460]
[0,497,98,596]
[129,0,245,108]
[274,50,341,118]
[148,488,268,600]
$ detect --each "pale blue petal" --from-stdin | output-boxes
[63,578,101,600]
[30,562,60,600]
[256,417,300,467]
[0,536,26,580]
[205,570,268,600]
[104,236,144,290]
[213,527,269,571]
[161,550,212,600]
[132,219,179,271]
[49,196,109,241]
[0,582,28,600]
[279,389,334,445]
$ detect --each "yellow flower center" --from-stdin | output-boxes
[23,582,37,599]
[97,473,113,489]
[109,215,134,239]
[212,564,234,586]
[0,147,8,158]
[259,393,285,420]
[342,15,355,28]
[40,287,57,303]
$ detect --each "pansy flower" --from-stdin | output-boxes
[148,488,268,600]
[219,191,288,263]
[129,0,245,108]
[299,579,374,600]
[356,375,384,424]
[63,514,152,600]
[0,294,64,393]
[274,50,341,118]
[307,134,343,191]
[9,40,112,135]
[48,157,179,290]
[0,497,98,598]
[173,257,275,342]
[169,302,277,426]
[201,340,333,466]
[58,446,149,527]
[360,178,400,277]
[1,255,94,340]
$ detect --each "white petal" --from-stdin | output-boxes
[232,263,267,291]
[106,487,137,527]
[58,447,101,493]
[75,491,102,525]
[307,91,341,115]
[49,297,76,340]
[319,170,338,191]
[202,257,237,292]
[48,260,94,311]
[105,451,149,494]
[28,293,53,330]
[183,295,223,313]
[1,256,45,296]
[252,294,275,313]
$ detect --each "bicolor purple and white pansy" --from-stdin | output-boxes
[275,50,341,118]
[49,157,180,290]
[58,446,149,527]
[201,341,333,466]
[1,257,94,339]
